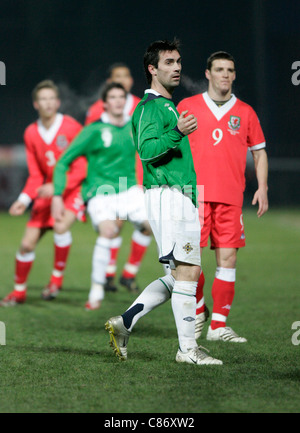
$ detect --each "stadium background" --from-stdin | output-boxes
[0,0,299,209]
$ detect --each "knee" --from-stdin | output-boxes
[19,241,35,254]
[99,222,119,239]
[140,221,152,236]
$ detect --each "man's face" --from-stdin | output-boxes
[205,59,236,95]
[33,88,60,118]
[103,87,127,116]
[109,67,133,93]
[152,50,182,90]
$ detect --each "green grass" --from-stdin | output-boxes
[0,208,300,413]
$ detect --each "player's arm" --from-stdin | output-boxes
[52,128,92,221]
[10,134,44,216]
[251,148,269,217]
[53,127,93,197]
[136,107,196,164]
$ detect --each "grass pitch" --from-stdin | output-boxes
[0,208,299,413]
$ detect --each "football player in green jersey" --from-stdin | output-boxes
[52,83,151,310]
[105,40,223,365]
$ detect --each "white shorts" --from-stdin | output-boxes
[87,185,148,230]
[145,187,201,268]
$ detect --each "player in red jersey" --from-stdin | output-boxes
[0,80,86,306]
[85,63,151,294]
[85,63,141,125]
[177,51,268,342]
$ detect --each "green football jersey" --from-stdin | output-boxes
[54,117,137,201]
[132,89,197,207]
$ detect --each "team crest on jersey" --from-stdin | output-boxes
[56,135,69,149]
[183,242,193,254]
[228,115,241,135]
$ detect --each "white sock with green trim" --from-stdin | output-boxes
[171,281,198,352]
[121,274,175,331]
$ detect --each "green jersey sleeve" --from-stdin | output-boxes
[135,102,184,164]
[53,127,96,196]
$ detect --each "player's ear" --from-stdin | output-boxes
[205,69,210,80]
[148,64,156,77]
[56,98,61,110]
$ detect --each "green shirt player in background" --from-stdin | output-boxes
[105,39,223,365]
[52,83,151,310]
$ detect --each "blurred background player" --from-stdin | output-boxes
[0,80,86,306]
[52,82,152,310]
[85,62,148,293]
[85,63,140,125]
[177,51,269,342]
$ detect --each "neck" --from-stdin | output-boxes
[39,113,57,129]
[151,82,173,99]
[107,112,125,126]
[207,87,232,102]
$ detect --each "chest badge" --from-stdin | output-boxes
[56,135,69,150]
[228,115,241,135]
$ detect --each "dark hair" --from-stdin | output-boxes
[143,38,181,84]
[32,79,59,101]
[206,51,236,71]
[107,62,131,78]
[101,82,126,102]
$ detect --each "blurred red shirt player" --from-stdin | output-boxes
[177,51,268,343]
[0,80,86,306]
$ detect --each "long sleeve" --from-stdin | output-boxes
[136,104,183,164]
[53,127,95,195]
[22,133,45,200]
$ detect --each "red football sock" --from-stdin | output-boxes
[50,244,71,286]
[196,271,206,315]
[122,231,151,279]
[14,252,35,294]
[211,268,235,330]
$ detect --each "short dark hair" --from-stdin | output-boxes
[143,38,181,84]
[107,62,130,78]
[101,82,126,102]
[32,80,59,101]
[206,51,236,71]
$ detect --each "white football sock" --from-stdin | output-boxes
[171,281,198,352]
[122,274,175,331]
[91,236,112,285]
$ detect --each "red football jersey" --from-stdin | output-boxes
[177,92,266,207]
[84,93,141,125]
[23,114,86,200]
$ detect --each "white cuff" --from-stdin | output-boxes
[17,193,32,208]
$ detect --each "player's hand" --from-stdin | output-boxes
[51,195,65,222]
[9,200,27,216]
[252,187,268,217]
[177,110,198,136]
[37,183,54,198]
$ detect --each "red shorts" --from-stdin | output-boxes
[27,188,86,229]
[199,202,246,249]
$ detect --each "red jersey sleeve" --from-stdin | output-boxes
[247,106,266,150]
[22,127,45,200]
